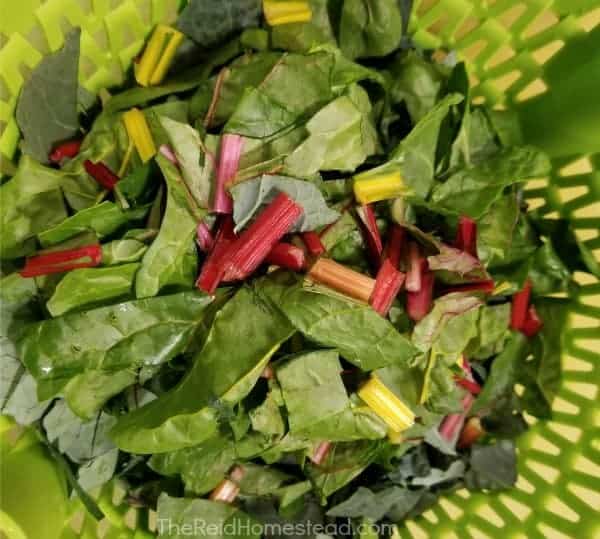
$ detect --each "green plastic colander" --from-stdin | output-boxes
[1,1,599,538]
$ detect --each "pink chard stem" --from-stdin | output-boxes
[213,134,244,214]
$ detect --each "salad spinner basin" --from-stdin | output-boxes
[0,1,599,538]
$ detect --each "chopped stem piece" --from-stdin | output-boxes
[209,479,240,503]
[49,140,81,163]
[386,224,405,269]
[511,279,532,330]
[222,192,303,282]
[213,134,245,214]
[310,441,332,465]
[301,231,326,257]
[159,144,179,166]
[454,216,478,258]
[196,222,215,252]
[407,271,435,321]
[405,242,424,292]
[454,377,482,395]
[353,171,405,205]
[439,392,474,443]
[308,258,375,303]
[266,242,306,271]
[196,217,237,294]
[522,304,543,337]
[20,244,102,278]
[84,160,119,190]
[123,108,157,163]
[370,259,405,316]
[457,416,485,449]
[135,24,184,87]
[358,375,415,433]
[263,1,313,25]
[357,204,383,267]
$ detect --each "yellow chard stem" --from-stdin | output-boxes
[135,24,184,87]
[123,108,156,163]
[358,375,415,433]
[263,1,313,25]
[354,170,406,205]
[308,258,375,303]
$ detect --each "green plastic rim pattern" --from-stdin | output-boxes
[1,1,599,538]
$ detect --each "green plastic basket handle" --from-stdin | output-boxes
[1,1,600,538]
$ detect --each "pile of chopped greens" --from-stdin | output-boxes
[2,0,595,536]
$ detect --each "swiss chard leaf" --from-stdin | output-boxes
[177,0,261,48]
[270,0,335,52]
[277,350,387,441]
[338,0,403,60]
[520,298,569,418]
[38,201,146,248]
[18,291,217,387]
[135,156,200,298]
[430,147,551,219]
[231,175,339,233]
[285,85,379,177]
[16,29,81,163]
[0,157,68,259]
[101,239,148,265]
[157,494,261,539]
[111,283,295,453]
[160,117,214,209]
[149,435,237,495]
[46,263,139,317]
[427,244,489,284]
[43,400,116,463]
[260,273,418,370]
[471,332,529,415]
[465,440,517,491]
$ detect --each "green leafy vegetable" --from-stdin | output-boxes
[111,283,294,453]
[160,117,214,208]
[46,263,139,317]
[339,0,403,60]
[16,29,81,163]
[101,239,148,265]
[177,0,261,48]
[430,147,551,218]
[19,290,217,388]
[465,441,517,491]
[0,157,68,258]
[135,156,200,298]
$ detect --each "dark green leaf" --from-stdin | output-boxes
[19,290,217,386]
[430,147,551,219]
[177,0,261,48]
[43,400,116,463]
[271,0,335,52]
[46,263,139,317]
[472,332,529,414]
[465,440,517,491]
[16,29,80,163]
[260,273,418,370]
[389,51,447,123]
[339,0,403,60]
[38,201,147,248]
[0,157,68,258]
[285,85,379,177]
[101,239,148,265]
[327,486,415,521]
[111,283,294,453]
[149,435,237,495]
[157,494,261,539]
[135,156,200,298]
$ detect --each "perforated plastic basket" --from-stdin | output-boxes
[1,1,599,538]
